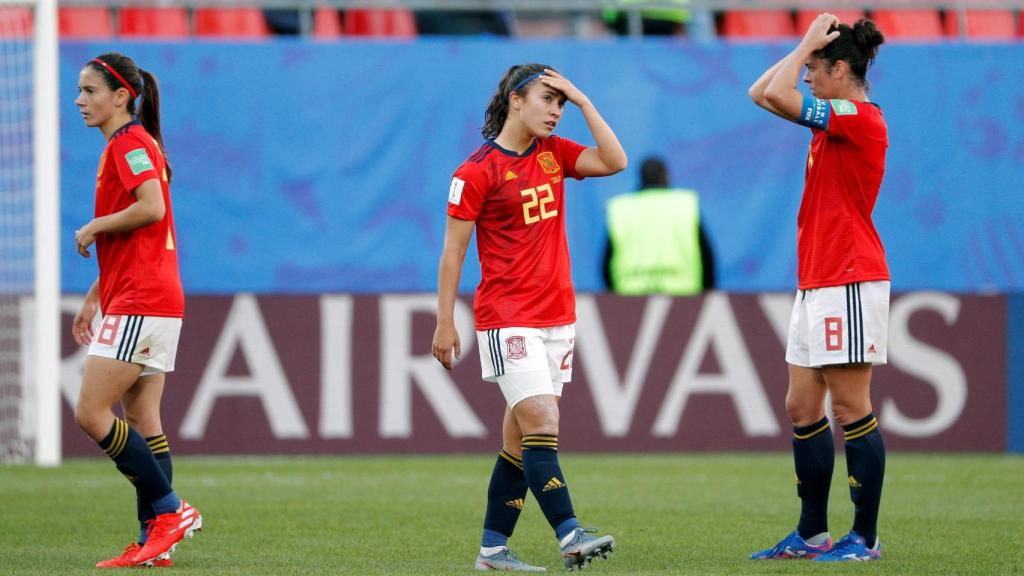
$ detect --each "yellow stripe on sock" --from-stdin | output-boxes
[499,449,523,469]
[844,417,878,439]
[148,440,169,452]
[113,420,129,458]
[794,421,831,440]
[107,419,129,459]
[521,434,559,451]
[104,419,123,456]
[146,435,167,447]
[845,420,879,440]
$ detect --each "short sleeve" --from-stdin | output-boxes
[446,162,489,221]
[821,99,867,140]
[110,134,160,193]
[796,96,832,131]
[553,135,587,181]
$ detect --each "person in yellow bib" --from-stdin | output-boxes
[604,156,715,295]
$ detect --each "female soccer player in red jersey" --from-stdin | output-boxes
[72,52,201,568]
[432,64,627,571]
[748,15,888,562]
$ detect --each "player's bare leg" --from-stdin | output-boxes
[77,359,188,567]
[816,363,885,561]
[753,365,834,560]
[786,365,828,426]
[119,375,175,567]
[514,393,613,570]
[477,405,547,572]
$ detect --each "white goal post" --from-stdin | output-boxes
[0,0,60,466]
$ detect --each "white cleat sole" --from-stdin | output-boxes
[563,538,615,571]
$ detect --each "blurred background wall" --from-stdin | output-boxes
[59,41,1024,294]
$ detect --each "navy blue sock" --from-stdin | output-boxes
[843,413,885,548]
[521,434,579,541]
[481,449,528,548]
[138,434,173,544]
[99,419,179,515]
[793,417,834,540]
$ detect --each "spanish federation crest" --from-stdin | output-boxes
[506,335,528,360]
[537,151,560,174]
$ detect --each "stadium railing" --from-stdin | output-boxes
[45,0,1024,39]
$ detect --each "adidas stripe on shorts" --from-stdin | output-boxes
[88,314,182,376]
[476,324,574,406]
[786,281,889,368]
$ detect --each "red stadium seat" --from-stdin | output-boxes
[942,10,1016,39]
[194,8,268,38]
[796,10,866,33]
[119,8,189,39]
[870,10,942,39]
[313,6,343,38]
[720,10,796,38]
[59,7,113,39]
[343,9,417,37]
[0,7,33,37]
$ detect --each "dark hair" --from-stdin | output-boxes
[640,156,669,189]
[87,52,172,182]
[815,18,885,88]
[481,63,556,140]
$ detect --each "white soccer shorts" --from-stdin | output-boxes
[476,324,574,407]
[786,281,889,368]
[88,314,182,376]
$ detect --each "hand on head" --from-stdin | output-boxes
[801,13,841,51]
[539,69,588,108]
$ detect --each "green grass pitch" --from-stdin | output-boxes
[2,454,1022,575]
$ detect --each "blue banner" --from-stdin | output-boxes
[59,41,1024,294]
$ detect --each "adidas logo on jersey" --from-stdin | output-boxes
[506,498,524,510]
[543,477,566,492]
[504,170,518,181]
[867,344,876,354]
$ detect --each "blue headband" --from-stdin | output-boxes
[510,71,545,94]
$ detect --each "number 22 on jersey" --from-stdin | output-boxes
[521,183,558,225]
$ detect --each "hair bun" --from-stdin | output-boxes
[852,19,885,59]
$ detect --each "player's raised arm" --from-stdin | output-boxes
[749,53,795,119]
[763,13,841,122]
[540,70,627,177]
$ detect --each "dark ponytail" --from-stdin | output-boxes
[87,52,172,182]
[136,69,171,181]
[815,18,885,88]
[481,62,555,140]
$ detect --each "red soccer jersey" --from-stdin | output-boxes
[798,99,890,290]
[94,122,184,317]
[448,135,586,330]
